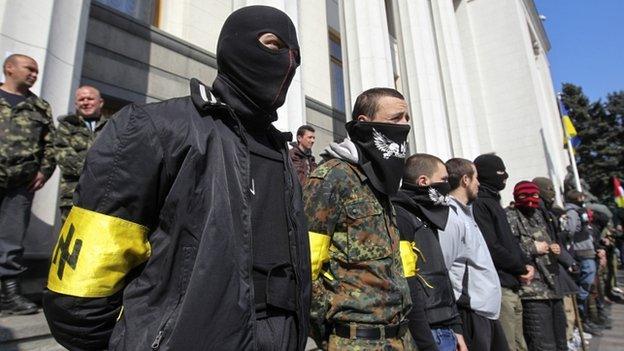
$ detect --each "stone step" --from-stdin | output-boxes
[0,311,65,351]
[0,335,66,351]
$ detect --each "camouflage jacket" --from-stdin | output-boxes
[0,92,56,189]
[54,114,109,207]
[304,158,411,344]
[506,207,561,300]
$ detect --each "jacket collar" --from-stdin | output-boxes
[190,78,228,113]
[0,88,46,111]
[392,189,448,230]
[478,183,501,201]
[189,78,291,150]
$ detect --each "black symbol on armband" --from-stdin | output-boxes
[52,224,83,280]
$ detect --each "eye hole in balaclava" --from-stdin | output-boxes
[217,6,300,113]
[474,154,509,192]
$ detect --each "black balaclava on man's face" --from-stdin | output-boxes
[216,5,300,121]
[474,154,509,192]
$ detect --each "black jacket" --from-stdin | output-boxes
[473,185,528,290]
[539,203,579,295]
[393,190,462,340]
[42,79,311,350]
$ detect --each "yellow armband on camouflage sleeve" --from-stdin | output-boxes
[399,240,418,278]
[47,206,151,298]
[309,231,331,280]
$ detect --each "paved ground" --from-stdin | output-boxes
[588,269,624,351]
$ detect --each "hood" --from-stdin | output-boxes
[321,138,359,164]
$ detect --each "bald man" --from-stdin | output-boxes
[0,54,55,315]
[54,86,107,222]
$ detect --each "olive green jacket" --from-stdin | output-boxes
[54,114,108,208]
[0,91,55,189]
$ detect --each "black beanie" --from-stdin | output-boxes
[474,154,509,191]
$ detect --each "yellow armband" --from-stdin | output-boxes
[309,231,331,280]
[399,240,418,278]
[47,206,151,298]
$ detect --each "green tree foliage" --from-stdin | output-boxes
[560,83,624,205]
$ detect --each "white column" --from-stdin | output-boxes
[429,0,480,159]
[233,0,306,135]
[341,0,395,105]
[0,0,91,232]
[395,0,452,159]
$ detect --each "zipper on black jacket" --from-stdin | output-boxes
[151,331,163,350]
[224,105,257,331]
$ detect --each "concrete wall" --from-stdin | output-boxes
[455,0,568,204]
[82,3,217,104]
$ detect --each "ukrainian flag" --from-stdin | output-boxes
[558,99,581,148]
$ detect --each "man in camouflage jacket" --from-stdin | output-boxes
[304,88,415,350]
[0,54,55,315]
[55,86,107,222]
[506,181,567,351]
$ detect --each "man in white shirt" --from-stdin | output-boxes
[439,158,507,351]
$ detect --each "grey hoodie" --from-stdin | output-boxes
[321,138,359,164]
[564,203,595,258]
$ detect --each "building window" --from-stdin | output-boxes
[95,0,160,26]
[329,30,346,113]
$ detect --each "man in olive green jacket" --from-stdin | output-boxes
[54,86,107,222]
[0,54,55,315]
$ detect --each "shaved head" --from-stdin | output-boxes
[75,85,101,99]
[3,54,35,75]
[75,85,104,119]
[2,54,38,91]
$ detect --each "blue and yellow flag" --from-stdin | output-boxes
[558,97,581,148]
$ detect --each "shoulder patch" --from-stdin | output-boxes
[309,158,343,179]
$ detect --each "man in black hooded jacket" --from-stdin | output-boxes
[42,6,310,351]
[392,153,467,351]
[472,154,533,351]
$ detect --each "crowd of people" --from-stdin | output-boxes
[0,5,622,351]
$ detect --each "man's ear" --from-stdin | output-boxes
[357,115,370,122]
[417,175,429,187]
[462,175,469,188]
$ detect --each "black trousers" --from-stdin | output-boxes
[459,308,509,351]
[255,311,298,351]
[0,186,34,278]
[522,299,567,351]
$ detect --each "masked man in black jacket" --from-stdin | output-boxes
[42,6,310,350]
[472,154,534,351]
[393,154,467,351]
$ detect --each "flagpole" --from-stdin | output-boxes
[557,93,582,192]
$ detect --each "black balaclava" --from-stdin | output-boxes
[215,5,300,124]
[474,154,509,192]
[346,120,410,196]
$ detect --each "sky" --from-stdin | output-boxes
[534,0,624,102]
